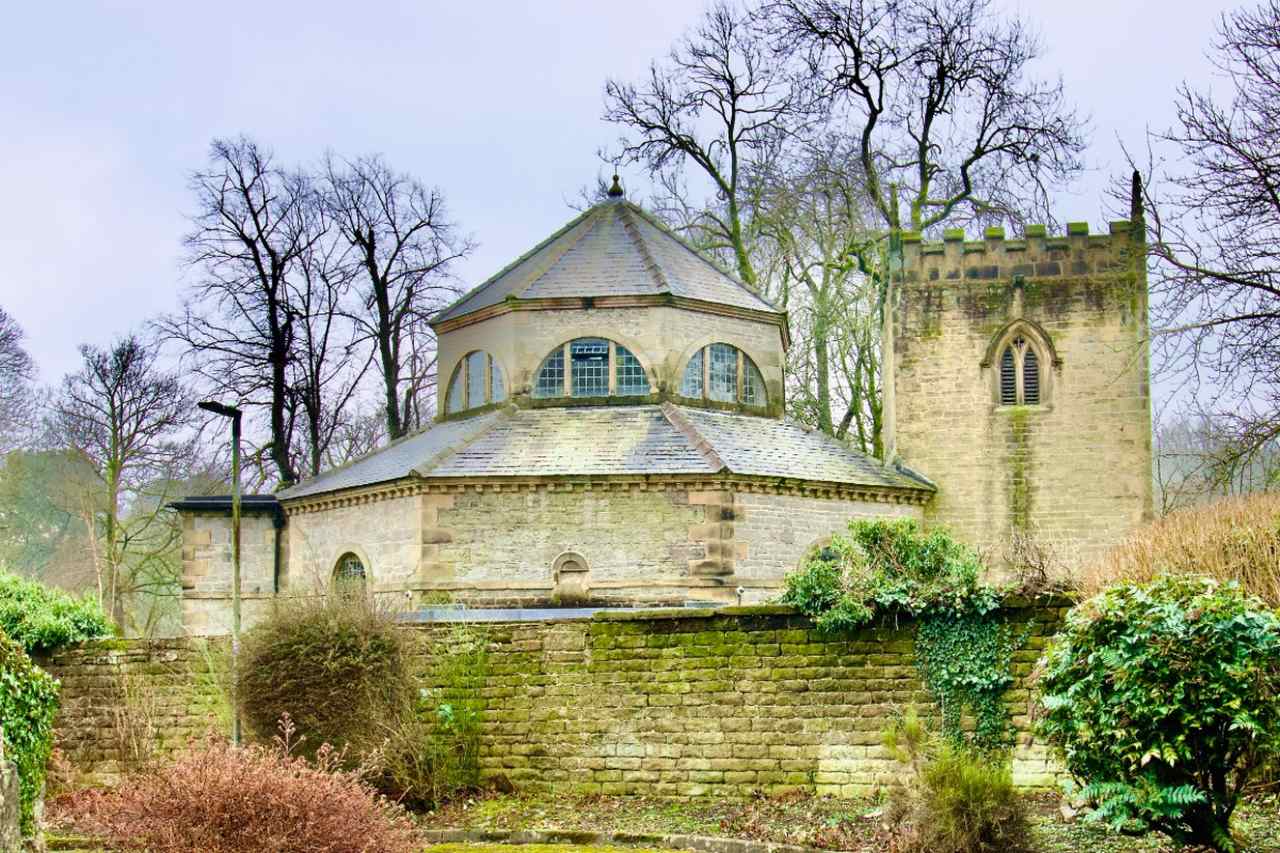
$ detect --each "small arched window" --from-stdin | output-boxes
[445,351,506,414]
[679,343,766,408]
[333,552,367,597]
[532,338,652,399]
[999,336,1042,406]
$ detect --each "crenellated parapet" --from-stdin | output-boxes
[900,221,1143,283]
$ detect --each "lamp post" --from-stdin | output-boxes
[198,400,243,745]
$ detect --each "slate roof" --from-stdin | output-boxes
[277,404,931,500]
[433,199,778,323]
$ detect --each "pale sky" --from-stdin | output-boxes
[0,0,1238,384]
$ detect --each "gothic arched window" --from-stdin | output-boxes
[999,336,1042,406]
[532,338,652,399]
[679,343,766,408]
[445,351,506,414]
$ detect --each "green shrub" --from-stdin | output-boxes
[881,710,1030,853]
[1037,575,1280,852]
[0,630,61,836]
[374,624,488,808]
[0,570,113,654]
[780,520,1016,751]
[237,595,409,759]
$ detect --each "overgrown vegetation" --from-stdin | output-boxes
[0,569,113,654]
[238,594,410,759]
[1037,575,1280,852]
[881,710,1030,853]
[780,519,1018,752]
[0,630,60,836]
[1080,493,1280,608]
[375,623,488,809]
[239,594,488,808]
[54,719,420,853]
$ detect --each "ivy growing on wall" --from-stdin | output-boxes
[780,519,1020,753]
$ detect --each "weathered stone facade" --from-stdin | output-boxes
[886,224,1152,567]
[180,507,281,636]
[44,605,1065,794]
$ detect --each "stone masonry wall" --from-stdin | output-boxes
[890,224,1152,568]
[181,511,279,636]
[37,640,224,785]
[44,604,1066,794]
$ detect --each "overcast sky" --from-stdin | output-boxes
[0,0,1238,384]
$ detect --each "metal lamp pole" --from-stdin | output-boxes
[199,400,243,745]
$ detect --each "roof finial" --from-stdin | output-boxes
[607,174,624,199]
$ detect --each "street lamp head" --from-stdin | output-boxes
[198,400,242,419]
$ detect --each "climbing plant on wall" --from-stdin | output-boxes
[780,519,1020,753]
[0,630,60,837]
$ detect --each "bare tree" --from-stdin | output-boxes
[769,0,1086,238]
[53,334,194,629]
[603,0,804,288]
[164,137,318,487]
[0,307,37,453]
[1134,1,1280,474]
[323,154,473,440]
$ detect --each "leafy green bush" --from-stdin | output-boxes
[1037,575,1280,852]
[881,710,1030,853]
[780,520,1016,751]
[238,595,410,759]
[0,630,60,836]
[0,570,113,654]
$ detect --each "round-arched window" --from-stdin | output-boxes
[445,351,506,414]
[679,343,766,408]
[333,552,367,597]
[532,338,652,399]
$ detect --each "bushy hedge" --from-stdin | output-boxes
[54,731,420,853]
[0,630,60,836]
[238,595,410,758]
[780,519,1017,751]
[0,570,113,654]
[1037,575,1280,852]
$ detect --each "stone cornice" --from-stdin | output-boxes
[431,293,791,349]
[281,472,933,515]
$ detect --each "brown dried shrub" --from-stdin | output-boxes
[53,720,420,853]
[1081,492,1280,608]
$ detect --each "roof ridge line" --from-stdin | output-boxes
[410,406,515,478]
[432,205,598,324]
[622,202,780,312]
[618,203,672,295]
[660,402,727,473]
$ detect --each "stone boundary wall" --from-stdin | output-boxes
[36,640,225,785]
[40,602,1067,795]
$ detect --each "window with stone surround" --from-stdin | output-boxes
[990,323,1053,407]
[444,351,507,414]
[532,338,652,399]
[679,343,767,409]
[333,552,367,597]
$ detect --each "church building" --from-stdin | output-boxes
[176,180,1152,635]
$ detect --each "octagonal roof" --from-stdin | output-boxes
[432,196,778,325]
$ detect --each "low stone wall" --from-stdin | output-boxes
[37,640,225,784]
[41,602,1067,795]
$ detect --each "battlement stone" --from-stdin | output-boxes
[900,222,1141,283]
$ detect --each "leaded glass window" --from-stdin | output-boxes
[446,364,465,412]
[491,359,506,403]
[708,343,738,403]
[466,351,486,409]
[534,346,565,398]
[681,349,704,397]
[334,553,366,597]
[679,343,766,409]
[615,345,650,395]
[570,338,610,396]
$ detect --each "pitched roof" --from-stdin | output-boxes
[276,404,931,500]
[433,199,778,323]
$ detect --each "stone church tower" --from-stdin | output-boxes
[884,214,1153,567]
